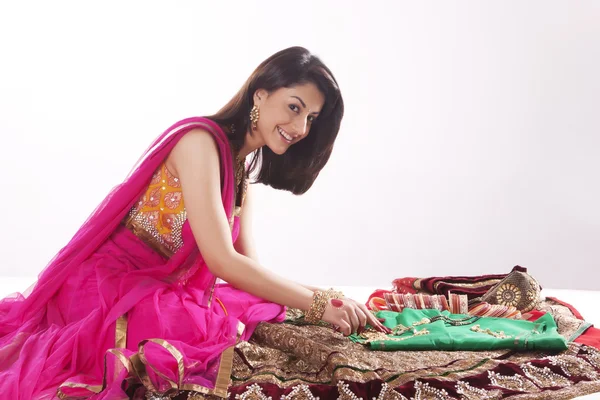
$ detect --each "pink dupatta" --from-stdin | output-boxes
[0,117,275,399]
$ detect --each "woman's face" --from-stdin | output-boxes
[253,82,325,155]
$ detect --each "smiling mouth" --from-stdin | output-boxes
[277,126,293,142]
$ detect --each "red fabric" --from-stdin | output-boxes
[524,310,546,321]
[575,327,600,349]
[391,278,418,294]
[392,270,518,300]
[546,296,584,320]
[545,296,600,349]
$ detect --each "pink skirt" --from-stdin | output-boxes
[0,223,286,399]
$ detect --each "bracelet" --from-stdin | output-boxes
[305,288,344,323]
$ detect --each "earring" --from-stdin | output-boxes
[250,105,260,130]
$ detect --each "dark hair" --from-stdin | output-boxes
[206,46,344,195]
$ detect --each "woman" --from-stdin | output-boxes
[0,46,388,399]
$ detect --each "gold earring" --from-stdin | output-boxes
[250,105,260,130]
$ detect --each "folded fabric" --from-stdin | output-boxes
[350,309,567,352]
[393,272,508,299]
[475,266,542,312]
[367,291,522,319]
[468,301,522,319]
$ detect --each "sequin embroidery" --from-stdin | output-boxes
[124,163,186,258]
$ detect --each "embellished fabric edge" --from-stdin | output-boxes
[569,321,593,342]
[58,319,245,399]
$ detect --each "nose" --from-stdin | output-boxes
[293,117,309,138]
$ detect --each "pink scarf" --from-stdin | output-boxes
[0,116,236,344]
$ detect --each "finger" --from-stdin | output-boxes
[346,306,360,334]
[354,307,368,332]
[356,303,376,327]
[339,319,352,337]
[357,303,381,328]
[361,307,392,333]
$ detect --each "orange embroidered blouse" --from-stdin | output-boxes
[123,161,247,258]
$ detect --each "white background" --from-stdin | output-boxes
[1,1,599,290]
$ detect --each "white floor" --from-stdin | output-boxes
[1,278,600,399]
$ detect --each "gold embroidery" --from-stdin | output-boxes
[520,362,571,388]
[235,383,273,400]
[337,381,363,400]
[545,354,599,380]
[280,384,318,400]
[495,283,522,308]
[412,381,455,400]
[124,163,187,258]
[233,383,272,400]
[582,345,600,369]
[455,381,502,399]
[374,383,408,400]
[487,370,539,392]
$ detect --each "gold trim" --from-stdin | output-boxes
[206,277,217,307]
[237,320,246,338]
[115,313,128,349]
[182,321,246,398]
[434,278,502,289]
[138,339,184,390]
[131,352,157,392]
[212,346,234,397]
[98,312,243,399]
[57,382,103,400]
[109,349,133,373]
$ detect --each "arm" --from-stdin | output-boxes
[233,184,321,293]
[170,129,387,335]
[170,129,313,311]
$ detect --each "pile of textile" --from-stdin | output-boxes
[135,266,600,399]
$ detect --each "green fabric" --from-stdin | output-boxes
[349,309,568,351]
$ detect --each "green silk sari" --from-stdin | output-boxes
[350,309,568,351]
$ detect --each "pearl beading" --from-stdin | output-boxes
[234,383,272,400]
[455,380,502,399]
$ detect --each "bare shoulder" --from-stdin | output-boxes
[166,128,220,178]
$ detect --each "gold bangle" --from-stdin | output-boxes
[305,288,344,323]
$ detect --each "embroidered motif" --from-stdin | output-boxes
[145,392,175,400]
[235,383,273,400]
[374,383,408,400]
[455,381,502,399]
[520,362,571,388]
[487,370,539,392]
[186,392,207,400]
[495,283,521,308]
[281,384,319,400]
[336,381,363,400]
[582,345,600,369]
[412,381,455,400]
[124,163,187,257]
[545,355,599,380]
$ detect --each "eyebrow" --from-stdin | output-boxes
[291,96,320,115]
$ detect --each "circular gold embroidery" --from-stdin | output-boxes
[496,283,522,307]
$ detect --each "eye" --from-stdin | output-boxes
[307,115,316,123]
[289,104,300,113]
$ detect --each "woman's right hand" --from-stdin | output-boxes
[321,297,392,336]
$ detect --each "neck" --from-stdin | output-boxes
[238,129,265,159]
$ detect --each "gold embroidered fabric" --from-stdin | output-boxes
[118,299,600,399]
[123,162,186,258]
[222,298,600,400]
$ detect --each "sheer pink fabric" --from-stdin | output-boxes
[0,117,285,399]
